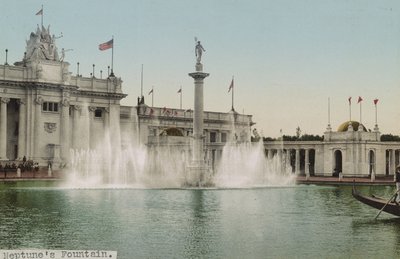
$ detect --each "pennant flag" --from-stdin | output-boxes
[177,88,182,93]
[228,78,234,92]
[36,8,43,16]
[373,99,379,105]
[148,89,153,95]
[348,97,352,104]
[99,39,113,51]
[357,96,363,103]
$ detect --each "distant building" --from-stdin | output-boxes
[264,121,400,178]
[0,24,253,168]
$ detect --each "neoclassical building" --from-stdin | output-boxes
[264,121,400,178]
[0,24,253,169]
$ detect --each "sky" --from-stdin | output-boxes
[1,0,400,138]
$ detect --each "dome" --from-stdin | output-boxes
[160,127,184,136]
[337,121,367,132]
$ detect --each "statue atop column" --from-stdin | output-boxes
[195,40,205,64]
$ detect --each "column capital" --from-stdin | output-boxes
[104,107,110,113]
[17,99,26,105]
[61,98,70,107]
[1,97,10,104]
[73,105,81,111]
[35,96,43,105]
[88,106,97,113]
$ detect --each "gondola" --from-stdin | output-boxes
[352,184,400,217]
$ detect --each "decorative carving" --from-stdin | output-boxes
[73,105,81,111]
[44,122,57,133]
[61,98,70,107]
[1,97,10,104]
[104,107,110,113]
[25,25,60,62]
[88,106,97,113]
[17,99,26,105]
[35,96,43,105]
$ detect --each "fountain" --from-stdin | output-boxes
[63,40,294,189]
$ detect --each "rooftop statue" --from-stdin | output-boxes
[195,41,205,64]
[25,25,60,62]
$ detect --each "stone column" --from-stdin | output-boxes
[286,150,291,170]
[0,97,10,160]
[72,105,81,149]
[295,149,300,175]
[34,96,43,160]
[305,149,310,177]
[188,62,209,186]
[60,98,70,160]
[390,149,396,176]
[89,106,96,149]
[17,99,26,159]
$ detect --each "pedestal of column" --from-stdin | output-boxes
[0,97,10,160]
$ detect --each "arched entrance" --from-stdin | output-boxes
[369,150,375,176]
[333,150,342,176]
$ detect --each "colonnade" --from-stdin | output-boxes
[265,148,316,176]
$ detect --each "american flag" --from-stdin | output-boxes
[99,39,113,51]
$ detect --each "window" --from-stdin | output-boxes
[42,102,59,112]
[94,109,103,118]
[210,132,216,143]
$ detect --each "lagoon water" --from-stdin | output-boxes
[1,182,400,258]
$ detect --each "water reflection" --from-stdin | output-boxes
[1,183,400,258]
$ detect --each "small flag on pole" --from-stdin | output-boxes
[148,89,153,95]
[99,39,113,51]
[177,88,182,93]
[373,99,379,105]
[348,97,352,104]
[357,96,363,103]
[228,78,234,92]
[36,8,43,16]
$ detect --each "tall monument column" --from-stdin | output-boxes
[187,40,209,186]
[0,97,10,160]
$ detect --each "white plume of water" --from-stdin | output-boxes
[213,141,296,187]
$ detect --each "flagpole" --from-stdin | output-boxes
[328,97,331,124]
[141,64,143,97]
[360,101,362,124]
[152,86,154,107]
[110,35,114,76]
[180,86,182,110]
[41,5,43,27]
[349,98,352,121]
[231,76,234,111]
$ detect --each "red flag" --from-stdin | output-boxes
[35,8,43,16]
[373,99,379,105]
[148,89,153,95]
[348,97,352,105]
[357,96,363,103]
[99,39,113,51]
[228,78,234,93]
